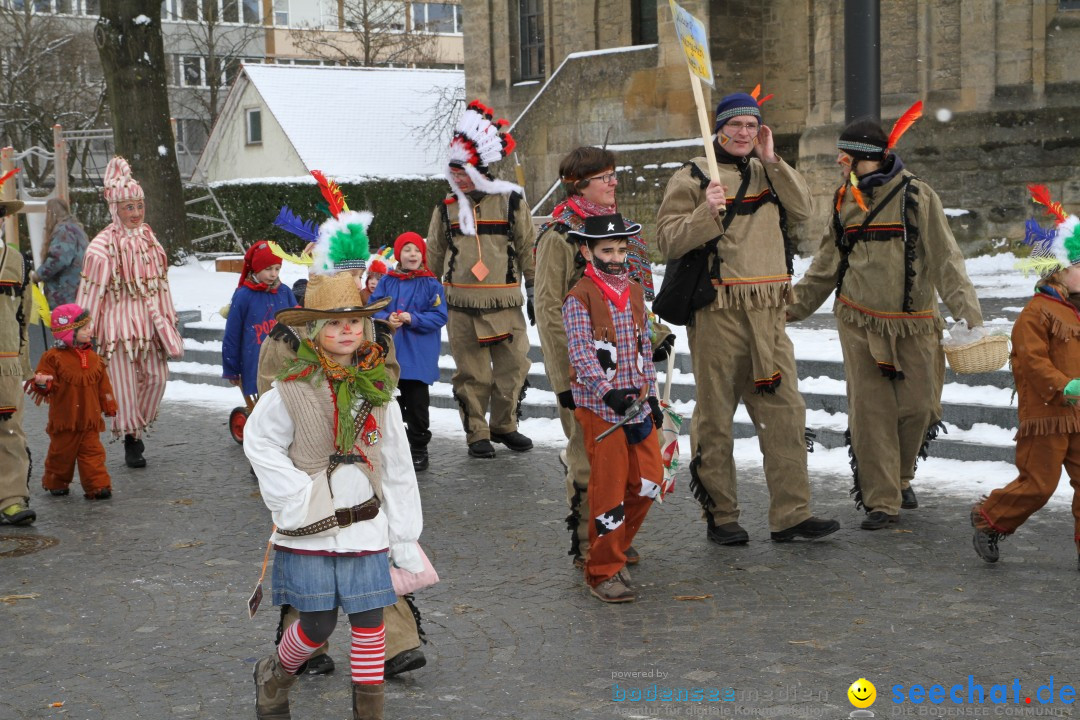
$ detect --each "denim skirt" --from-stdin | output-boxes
[271,550,397,614]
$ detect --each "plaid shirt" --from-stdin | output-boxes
[563,291,656,425]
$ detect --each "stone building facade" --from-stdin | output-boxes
[465,0,1080,254]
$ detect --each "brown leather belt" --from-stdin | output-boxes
[277,496,381,537]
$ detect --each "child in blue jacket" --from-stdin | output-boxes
[370,232,448,471]
[222,241,297,399]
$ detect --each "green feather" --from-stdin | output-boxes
[1064,224,1080,265]
[328,222,371,266]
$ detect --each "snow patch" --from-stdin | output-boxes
[158,145,168,157]
[133,14,151,25]
[944,208,970,217]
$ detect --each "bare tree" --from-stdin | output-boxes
[412,80,463,162]
[164,0,263,138]
[0,3,108,187]
[288,0,436,67]
[96,0,190,257]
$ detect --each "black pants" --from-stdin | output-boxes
[397,380,432,452]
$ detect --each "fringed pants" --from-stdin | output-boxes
[687,306,811,532]
[839,319,944,515]
[0,374,30,509]
[979,433,1080,545]
[576,408,660,587]
[42,429,110,496]
[106,348,168,438]
[558,404,593,560]
[447,307,530,444]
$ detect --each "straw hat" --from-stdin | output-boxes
[275,272,390,326]
[0,199,23,218]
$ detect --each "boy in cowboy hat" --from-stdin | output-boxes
[25,303,118,500]
[245,267,424,720]
[0,177,35,525]
[563,214,664,604]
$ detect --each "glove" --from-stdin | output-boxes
[648,396,663,428]
[652,333,676,363]
[603,388,638,415]
[525,282,536,326]
[390,542,425,574]
[557,390,576,410]
[1066,379,1080,406]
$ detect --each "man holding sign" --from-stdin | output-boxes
[655,91,840,546]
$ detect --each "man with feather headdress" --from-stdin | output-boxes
[789,104,983,530]
[425,100,536,459]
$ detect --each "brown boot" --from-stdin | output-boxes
[352,682,385,720]
[253,653,301,720]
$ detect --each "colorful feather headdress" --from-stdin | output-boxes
[1017,184,1080,278]
[446,100,524,236]
[0,168,24,218]
[836,101,924,212]
[269,170,373,273]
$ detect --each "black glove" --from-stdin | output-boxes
[525,282,536,326]
[648,396,663,428]
[603,388,638,415]
[557,390,576,410]
[652,333,676,363]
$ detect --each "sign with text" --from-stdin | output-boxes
[669,0,714,88]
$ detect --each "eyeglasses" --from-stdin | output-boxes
[585,172,618,184]
[723,121,760,136]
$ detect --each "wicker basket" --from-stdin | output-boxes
[944,335,1010,374]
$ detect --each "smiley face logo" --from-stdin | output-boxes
[847,678,876,708]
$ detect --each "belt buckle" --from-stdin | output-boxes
[335,508,353,528]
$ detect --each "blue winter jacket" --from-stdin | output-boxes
[36,219,88,309]
[369,274,447,384]
[222,283,298,396]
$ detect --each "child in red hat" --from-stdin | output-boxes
[25,303,118,499]
[222,241,297,399]
[361,258,388,305]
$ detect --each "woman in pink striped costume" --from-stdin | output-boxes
[76,157,183,468]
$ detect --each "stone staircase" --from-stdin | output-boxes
[172,314,1018,463]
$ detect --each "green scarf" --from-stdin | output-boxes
[277,339,394,453]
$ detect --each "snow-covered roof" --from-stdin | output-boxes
[241,64,463,178]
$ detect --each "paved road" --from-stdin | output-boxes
[3,397,1078,719]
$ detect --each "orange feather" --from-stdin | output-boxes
[750,83,761,100]
[1028,183,1067,225]
[887,101,923,149]
[310,170,348,218]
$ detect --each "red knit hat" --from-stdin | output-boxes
[394,232,427,264]
[367,258,388,276]
[239,240,280,287]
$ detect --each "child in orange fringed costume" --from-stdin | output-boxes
[26,304,118,499]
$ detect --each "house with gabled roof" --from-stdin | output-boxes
[193,64,464,184]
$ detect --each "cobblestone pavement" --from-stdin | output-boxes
[4,397,1079,720]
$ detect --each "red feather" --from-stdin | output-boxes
[502,132,516,156]
[757,93,774,105]
[0,168,19,188]
[1028,183,1068,225]
[887,101,923,149]
[310,170,346,219]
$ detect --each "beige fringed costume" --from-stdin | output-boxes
[426,193,535,445]
[789,165,982,516]
[656,154,815,532]
[0,240,33,513]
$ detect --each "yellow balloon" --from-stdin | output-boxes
[847,678,876,709]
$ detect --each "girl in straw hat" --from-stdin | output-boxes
[244,215,423,720]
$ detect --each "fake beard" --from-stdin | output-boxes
[593,258,627,276]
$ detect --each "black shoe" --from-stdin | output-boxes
[304,653,335,675]
[859,511,898,531]
[48,488,70,496]
[706,518,749,546]
[412,449,429,472]
[901,487,919,509]
[384,648,426,677]
[85,488,112,501]
[490,431,533,452]
[773,516,842,541]
[124,434,146,468]
[624,545,640,565]
[468,439,496,458]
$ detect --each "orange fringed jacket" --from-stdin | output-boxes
[1012,289,1080,437]
[28,346,118,434]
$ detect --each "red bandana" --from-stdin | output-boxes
[584,263,630,311]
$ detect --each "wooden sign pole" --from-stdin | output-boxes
[687,66,720,181]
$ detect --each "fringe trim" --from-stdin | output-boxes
[0,406,14,421]
[46,418,106,434]
[834,300,942,338]
[914,420,947,475]
[514,378,529,422]
[753,372,781,394]
[688,444,717,512]
[804,427,816,453]
[845,428,869,512]
[1017,415,1080,437]
[443,288,524,310]
[566,484,584,559]
[877,362,905,380]
[402,593,427,644]
[452,390,470,435]
[714,280,790,310]
[1041,309,1080,342]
